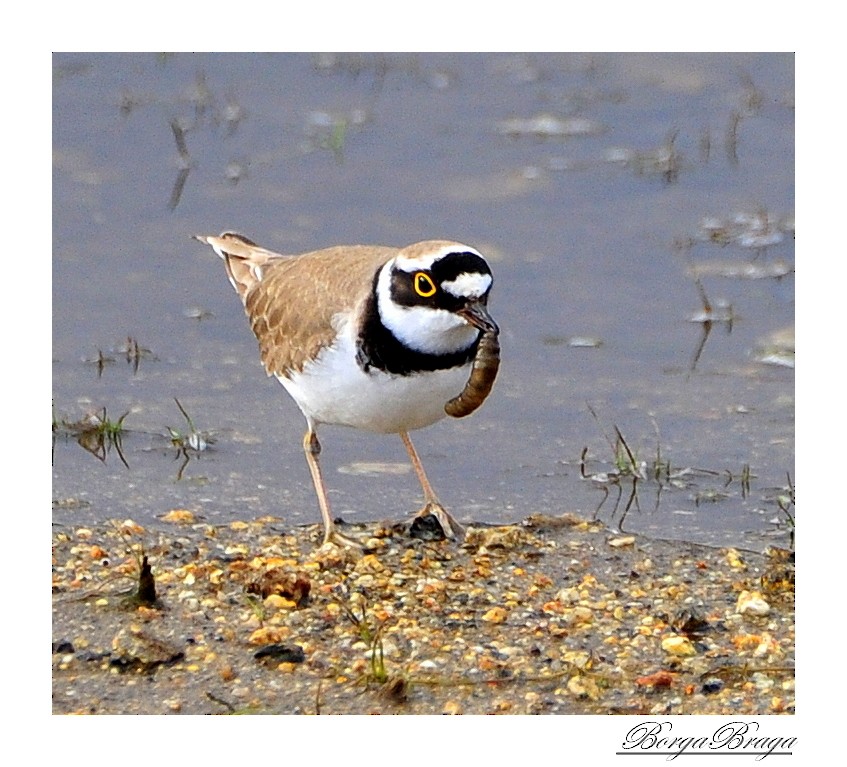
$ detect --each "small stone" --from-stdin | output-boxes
[567,676,589,698]
[482,607,508,624]
[110,628,184,671]
[52,640,75,655]
[635,670,674,689]
[568,606,594,625]
[736,590,771,616]
[246,569,311,607]
[161,509,196,524]
[120,519,145,535]
[753,633,780,658]
[555,587,580,605]
[725,549,746,569]
[355,554,386,575]
[253,643,305,664]
[264,594,297,610]
[466,526,530,550]
[608,536,636,548]
[661,634,697,657]
[248,626,291,645]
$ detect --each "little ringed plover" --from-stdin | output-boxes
[194,232,500,548]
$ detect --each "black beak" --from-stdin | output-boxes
[457,300,499,335]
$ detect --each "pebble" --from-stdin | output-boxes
[481,607,508,624]
[608,536,636,548]
[110,628,184,670]
[736,590,771,616]
[160,509,196,524]
[264,594,297,610]
[661,634,697,657]
[635,671,674,689]
[53,640,75,655]
[701,677,724,694]
[555,587,580,605]
[253,644,305,664]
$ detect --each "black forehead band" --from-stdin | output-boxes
[430,251,491,283]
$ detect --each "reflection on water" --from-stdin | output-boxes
[53,53,794,549]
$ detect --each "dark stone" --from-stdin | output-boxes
[409,513,447,541]
[254,643,306,664]
[52,640,75,655]
[671,607,710,637]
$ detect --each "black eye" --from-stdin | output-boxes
[414,272,437,298]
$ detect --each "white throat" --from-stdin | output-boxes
[375,262,479,355]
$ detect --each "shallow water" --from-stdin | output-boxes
[52,53,794,549]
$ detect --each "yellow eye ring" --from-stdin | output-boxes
[414,272,437,298]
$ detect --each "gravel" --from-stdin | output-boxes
[52,512,794,715]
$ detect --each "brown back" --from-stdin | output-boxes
[204,234,397,375]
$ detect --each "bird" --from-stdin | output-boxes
[194,231,500,549]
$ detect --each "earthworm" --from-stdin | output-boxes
[445,328,500,418]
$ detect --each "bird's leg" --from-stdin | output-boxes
[400,431,465,540]
[303,428,362,549]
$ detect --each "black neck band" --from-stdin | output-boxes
[355,275,479,375]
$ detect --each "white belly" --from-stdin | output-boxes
[276,330,471,433]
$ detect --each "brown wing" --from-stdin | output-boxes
[194,232,287,301]
[196,233,397,375]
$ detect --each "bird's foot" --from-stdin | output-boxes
[409,502,465,542]
[320,526,365,552]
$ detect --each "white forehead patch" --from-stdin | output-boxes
[442,271,492,299]
[394,243,482,272]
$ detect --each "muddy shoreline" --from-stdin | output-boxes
[52,511,794,715]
